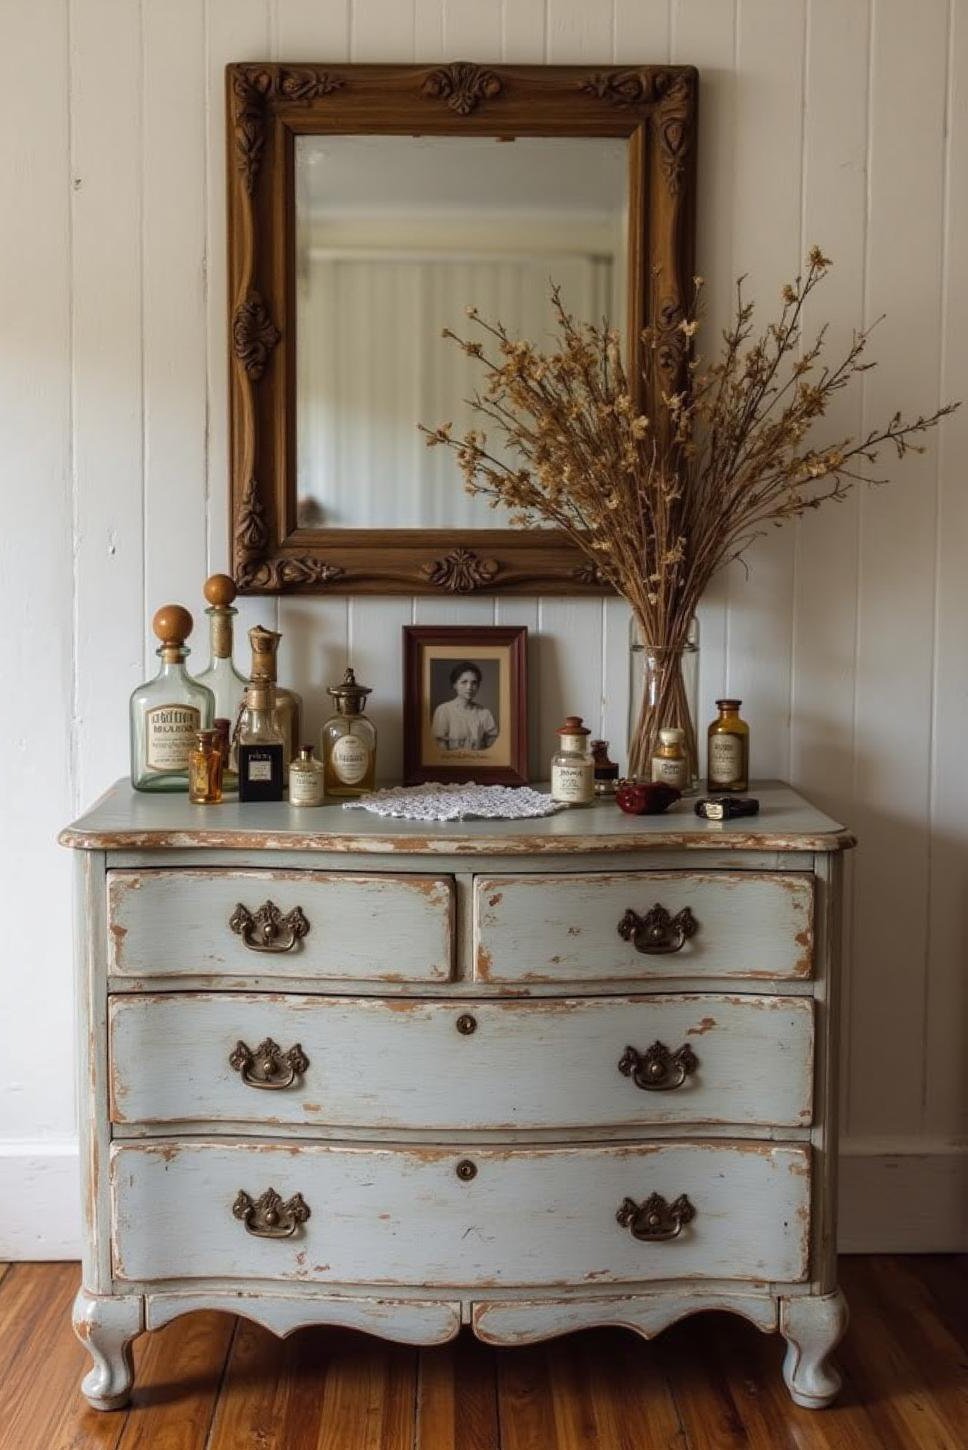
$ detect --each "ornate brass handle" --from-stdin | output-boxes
[232,1187,311,1239]
[229,1037,309,1090]
[617,1192,695,1242]
[618,1040,698,1091]
[229,900,310,954]
[617,905,698,955]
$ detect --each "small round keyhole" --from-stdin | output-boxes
[456,1014,477,1035]
[456,1159,477,1181]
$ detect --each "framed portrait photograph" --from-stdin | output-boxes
[403,626,528,785]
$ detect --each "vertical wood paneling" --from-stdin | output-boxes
[545,0,613,62]
[143,0,208,618]
[925,0,968,1136]
[722,0,806,780]
[351,0,415,61]
[671,0,738,730]
[792,0,870,1130]
[847,0,948,1137]
[500,0,545,62]
[71,0,145,805]
[443,0,501,57]
[0,0,74,1144]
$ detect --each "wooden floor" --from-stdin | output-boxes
[0,1258,965,1449]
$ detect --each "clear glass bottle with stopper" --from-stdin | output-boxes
[321,668,377,797]
[237,679,285,802]
[129,605,215,792]
[707,698,750,792]
[550,716,595,805]
[246,625,302,771]
[195,573,246,788]
[289,745,326,806]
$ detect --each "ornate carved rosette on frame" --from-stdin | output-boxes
[226,61,697,595]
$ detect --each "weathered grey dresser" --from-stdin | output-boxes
[61,781,854,1411]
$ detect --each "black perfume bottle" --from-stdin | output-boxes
[237,680,285,803]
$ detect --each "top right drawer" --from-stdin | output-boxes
[473,871,814,983]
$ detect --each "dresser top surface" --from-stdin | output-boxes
[60,780,853,855]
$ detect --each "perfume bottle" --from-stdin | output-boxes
[247,625,302,770]
[195,573,246,788]
[237,679,285,802]
[129,606,215,792]
[550,716,595,805]
[707,698,750,793]
[590,739,619,796]
[289,744,326,806]
[188,728,224,804]
[321,667,377,797]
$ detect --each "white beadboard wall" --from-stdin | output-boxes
[0,0,965,1256]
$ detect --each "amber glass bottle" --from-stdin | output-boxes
[706,699,750,792]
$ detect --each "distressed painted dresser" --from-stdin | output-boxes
[61,780,854,1411]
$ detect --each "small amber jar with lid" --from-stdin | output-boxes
[188,728,224,804]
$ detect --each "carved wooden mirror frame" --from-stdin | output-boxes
[226,61,697,595]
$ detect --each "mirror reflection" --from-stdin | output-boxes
[294,135,628,530]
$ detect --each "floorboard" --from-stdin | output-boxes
[0,1258,963,1450]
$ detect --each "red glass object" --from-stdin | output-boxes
[614,781,681,816]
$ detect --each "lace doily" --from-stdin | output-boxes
[342,782,565,821]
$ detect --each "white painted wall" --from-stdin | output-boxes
[1,0,965,1256]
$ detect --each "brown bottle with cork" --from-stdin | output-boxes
[706,699,750,792]
[129,606,215,791]
[195,573,246,788]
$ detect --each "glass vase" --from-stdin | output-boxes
[627,615,699,789]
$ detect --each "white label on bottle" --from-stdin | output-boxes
[289,768,324,805]
[551,759,594,803]
[708,735,743,785]
[332,734,370,785]
[145,705,201,770]
[248,759,272,782]
[652,755,689,790]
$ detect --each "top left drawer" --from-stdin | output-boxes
[106,869,454,982]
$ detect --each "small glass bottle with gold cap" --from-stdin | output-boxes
[247,625,302,770]
[321,668,377,797]
[188,728,224,804]
[129,606,215,791]
[196,573,246,788]
[237,679,285,802]
[289,745,326,806]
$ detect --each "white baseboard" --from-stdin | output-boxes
[838,1137,968,1252]
[0,1143,82,1259]
[0,1138,964,1260]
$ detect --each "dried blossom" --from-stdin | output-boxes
[418,252,958,772]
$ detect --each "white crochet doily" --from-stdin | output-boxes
[342,782,565,822]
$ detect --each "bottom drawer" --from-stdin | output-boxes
[110,1140,810,1288]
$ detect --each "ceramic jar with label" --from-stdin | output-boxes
[651,727,690,792]
[550,716,595,805]
[321,667,377,797]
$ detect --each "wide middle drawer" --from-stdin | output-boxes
[106,869,454,982]
[108,992,815,1130]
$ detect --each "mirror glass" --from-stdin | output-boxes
[294,135,628,530]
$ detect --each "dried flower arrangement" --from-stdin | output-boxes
[421,249,957,779]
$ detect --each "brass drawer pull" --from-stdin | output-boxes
[618,1041,698,1091]
[233,1187,311,1239]
[229,1037,309,1090]
[617,904,698,955]
[617,1192,695,1242]
[229,900,310,953]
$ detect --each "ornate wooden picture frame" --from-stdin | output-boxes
[226,62,697,596]
[403,625,528,785]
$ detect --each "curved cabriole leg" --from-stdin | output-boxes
[72,1287,144,1411]
[779,1289,849,1409]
